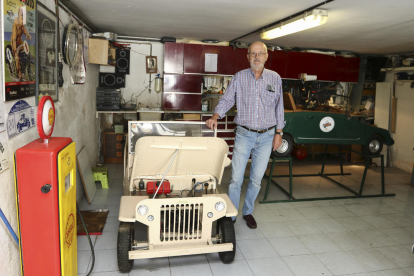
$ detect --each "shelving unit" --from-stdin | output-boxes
[380,66,414,72]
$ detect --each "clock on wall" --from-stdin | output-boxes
[62,23,80,67]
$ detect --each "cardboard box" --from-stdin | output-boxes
[183,114,201,120]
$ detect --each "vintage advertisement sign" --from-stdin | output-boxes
[0,137,9,174]
[3,0,37,101]
[7,100,35,139]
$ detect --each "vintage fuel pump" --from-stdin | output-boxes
[14,96,77,276]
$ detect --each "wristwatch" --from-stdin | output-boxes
[276,132,283,136]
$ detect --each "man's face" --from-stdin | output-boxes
[247,43,268,70]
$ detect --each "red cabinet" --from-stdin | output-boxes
[343,57,360,83]
[164,74,203,93]
[184,44,203,73]
[236,48,250,72]
[218,46,237,75]
[269,50,287,78]
[317,55,335,81]
[301,53,318,76]
[285,52,303,79]
[164,42,184,74]
[163,93,202,111]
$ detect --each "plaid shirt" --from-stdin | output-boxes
[214,68,285,130]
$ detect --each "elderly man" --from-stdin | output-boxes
[206,41,284,229]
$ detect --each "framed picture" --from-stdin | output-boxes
[146,56,157,73]
[36,2,58,105]
[2,0,37,101]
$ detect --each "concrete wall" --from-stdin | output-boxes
[384,70,414,173]
[0,0,100,275]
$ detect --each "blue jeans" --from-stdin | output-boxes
[228,126,274,219]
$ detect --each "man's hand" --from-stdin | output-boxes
[206,113,219,130]
[273,134,282,151]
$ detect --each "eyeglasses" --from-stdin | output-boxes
[249,52,268,57]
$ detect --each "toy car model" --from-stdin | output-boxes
[272,93,394,157]
[17,114,30,131]
[118,122,237,273]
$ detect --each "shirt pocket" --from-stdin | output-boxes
[263,90,278,107]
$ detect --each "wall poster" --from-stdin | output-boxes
[36,2,58,105]
[2,0,36,101]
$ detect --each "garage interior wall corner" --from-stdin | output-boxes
[0,0,99,275]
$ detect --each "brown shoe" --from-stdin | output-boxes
[243,214,257,229]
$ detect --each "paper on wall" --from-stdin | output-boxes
[0,138,9,174]
[0,107,5,133]
[205,54,218,72]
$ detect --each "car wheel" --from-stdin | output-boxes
[117,222,134,273]
[217,217,236,264]
[271,134,294,158]
[363,135,383,155]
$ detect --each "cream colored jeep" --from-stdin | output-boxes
[118,122,237,273]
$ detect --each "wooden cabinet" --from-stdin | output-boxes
[89,38,115,65]
[285,52,303,79]
[218,46,237,75]
[269,50,287,78]
[184,44,203,73]
[104,132,126,164]
[163,74,203,110]
[164,42,184,74]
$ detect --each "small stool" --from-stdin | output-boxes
[91,167,109,189]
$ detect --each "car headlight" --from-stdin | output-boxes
[137,205,148,216]
[148,215,154,221]
[207,212,214,218]
[215,201,225,212]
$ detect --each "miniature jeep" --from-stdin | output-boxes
[118,122,237,272]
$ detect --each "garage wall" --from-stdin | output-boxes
[384,70,414,173]
[0,1,100,275]
[100,42,164,110]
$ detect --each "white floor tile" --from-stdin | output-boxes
[347,248,398,272]
[359,215,399,229]
[258,221,295,238]
[282,254,333,276]
[169,254,208,267]
[247,257,294,276]
[234,223,265,240]
[78,250,92,274]
[320,205,356,218]
[370,268,410,276]
[381,214,414,227]
[77,235,97,251]
[316,251,367,275]
[272,208,307,221]
[327,232,371,251]
[237,239,278,260]
[380,227,414,245]
[284,220,323,236]
[90,249,119,273]
[296,207,331,219]
[354,229,399,248]
[375,245,414,268]
[129,267,171,276]
[210,260,254,276]
[131,257,169,269]
[94,231,118,250]
[268,236,311,257]
[313,218,350,234]
[335,217,376,231]
[171,263,212,276]
[344,204,378,216]
[299,234,342,254]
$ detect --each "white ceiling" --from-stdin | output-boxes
[63,0,414,55]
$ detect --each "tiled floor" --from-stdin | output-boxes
[78,159,414,276]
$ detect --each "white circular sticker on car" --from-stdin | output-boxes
[320,116,335,132]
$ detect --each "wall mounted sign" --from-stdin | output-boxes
[2,0,37,101]
[7,100,35,139]
[0,138,9,174]
[71,27,86,84]
[0,107,5,132]
[319,116,335,132]
[35,2,58,105]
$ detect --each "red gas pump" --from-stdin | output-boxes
[14,96,77,276]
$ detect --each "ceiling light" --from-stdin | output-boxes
[260,9,328,40]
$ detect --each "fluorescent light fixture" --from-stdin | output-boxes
[261,9,328,40]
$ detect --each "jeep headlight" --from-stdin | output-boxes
[137,205,148,216]
[215,201,225,212]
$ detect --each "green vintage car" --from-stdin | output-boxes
[272,93,394,158]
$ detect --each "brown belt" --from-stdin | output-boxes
[238,125,274,133]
